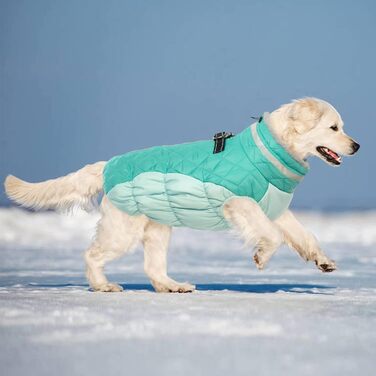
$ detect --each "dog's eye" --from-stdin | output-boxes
[330,125,338,131]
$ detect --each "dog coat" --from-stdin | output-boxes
[103,115,308,230]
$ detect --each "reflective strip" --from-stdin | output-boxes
[251,124,303,181]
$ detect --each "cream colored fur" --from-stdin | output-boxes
[5,162,106,212]
[4,97,359,292]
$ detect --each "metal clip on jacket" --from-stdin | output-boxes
[213,132,234,154]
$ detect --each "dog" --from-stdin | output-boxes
[4,97,360,293]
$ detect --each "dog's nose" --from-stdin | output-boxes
[351,141,360,154]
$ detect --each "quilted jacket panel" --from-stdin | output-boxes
[103,118,307,230]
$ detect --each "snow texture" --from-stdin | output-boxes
[0,207,375,376]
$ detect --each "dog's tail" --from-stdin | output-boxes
[4,161,106,212]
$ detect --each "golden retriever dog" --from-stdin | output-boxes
[4,98,360,292]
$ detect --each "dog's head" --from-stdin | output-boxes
[272,98,359,166]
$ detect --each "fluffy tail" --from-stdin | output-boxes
[4,161,106,212]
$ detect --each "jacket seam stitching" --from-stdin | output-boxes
[162,174,183,227]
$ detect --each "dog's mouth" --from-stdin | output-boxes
[316,146,342,165]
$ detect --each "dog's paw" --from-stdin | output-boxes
[93,283,124,292]
[315,259,336,273]
[253,249,268,270]
[171,282,196,293]
[153,280,195,293]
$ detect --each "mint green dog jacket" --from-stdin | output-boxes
[103,116,308,230]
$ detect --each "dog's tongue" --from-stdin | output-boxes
[326,148,339,160]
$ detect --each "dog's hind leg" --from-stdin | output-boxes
[142,221,195,293]
[85,196,148,292]
[274,210,336,272]
[223,197,283,270]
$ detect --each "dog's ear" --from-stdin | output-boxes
[288,98,324,134]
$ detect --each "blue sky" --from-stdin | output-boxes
[1,0,375,209]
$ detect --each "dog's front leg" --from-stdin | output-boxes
[223,197,283,269]
[274,210,336,272]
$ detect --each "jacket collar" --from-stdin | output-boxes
[239,114,308,193]
[256,115,308,177]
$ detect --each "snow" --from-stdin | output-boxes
[0,207,376,376]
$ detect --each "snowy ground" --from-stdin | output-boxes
[0,208,375,376]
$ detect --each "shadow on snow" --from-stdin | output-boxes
[22,282,334,294]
